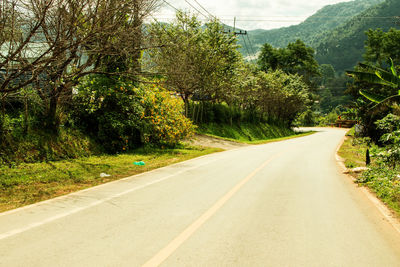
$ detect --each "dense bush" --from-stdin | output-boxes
[137,84,195,145]
[73,76,194,152]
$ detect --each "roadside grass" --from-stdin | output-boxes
[196,122,312,144]
[337,129,400,216]
[337,131,368,169]
[358,167,400,215]
[200,131,315,145]
[0,145,221,212]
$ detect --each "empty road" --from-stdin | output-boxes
[1,128,400,266]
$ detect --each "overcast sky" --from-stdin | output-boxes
[153,0,352,30]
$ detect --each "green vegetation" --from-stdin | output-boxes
[0,145,220,212]
[339,130,400,215]
[197,122,295,143]
[356,114,400,214]
[358,167,400,214]
[315,0,400,73]
[0,128,100,165]
[337,130,369,169]
[258,40,320,88]
[1,6,315,211]
[237,0,385,60]
[338,16,400,215]
[338,117,400,215]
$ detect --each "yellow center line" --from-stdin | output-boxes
[142,151,284,267]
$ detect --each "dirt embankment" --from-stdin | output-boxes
[185,134,248,150]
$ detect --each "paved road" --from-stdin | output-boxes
[1,128,400,266]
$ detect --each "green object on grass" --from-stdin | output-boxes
[134,161,145,166]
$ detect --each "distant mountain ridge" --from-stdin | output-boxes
[314,0,400,72]
[247,0,383,48]
[237,0,395,72]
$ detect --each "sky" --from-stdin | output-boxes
[152,0,353,30]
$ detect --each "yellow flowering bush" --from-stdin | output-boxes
[74,76,194,152]
[136,83,195,146]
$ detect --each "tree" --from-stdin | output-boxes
[319,64,335,85]
[0,0,160,132]
[258,40,320,88]
[347,60,400,109]
[148,11,240,116]
[255,70,310,124]
[364,28,400,67]
[258,43,279,71]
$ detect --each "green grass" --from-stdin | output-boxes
[337,135,368,169]
[358,167,400,215]
[197,122,297,142]
[0,128,101,165]
[0,145,221,212]
[196,122,315,144]
[337,129,400,216]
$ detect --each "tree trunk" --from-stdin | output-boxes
[0,94,5,142]
[44,88,60,134]
[184,96,189,118]
[23,94,28,135]
[132,1,142,74]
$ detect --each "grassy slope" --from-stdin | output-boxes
[0,128,101,165]
[337,129,368,169]
[0,146,221,212]
[196,122,296,143]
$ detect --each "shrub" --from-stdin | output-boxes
[73,76,194,152]
[137,84,195,146]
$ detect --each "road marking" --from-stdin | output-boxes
[0,159,220,241]
[142,152,283,267]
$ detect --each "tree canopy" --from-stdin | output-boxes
[258,40,320,88]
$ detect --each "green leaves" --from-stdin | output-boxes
[359,89,385,103]
[258,40,320,88]
[347,60,400,111]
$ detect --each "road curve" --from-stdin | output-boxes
[1,128,400,266]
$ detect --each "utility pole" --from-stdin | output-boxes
[223,17,247,36]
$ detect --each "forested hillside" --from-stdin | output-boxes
[315,0,400,73]
[237,0,384,56]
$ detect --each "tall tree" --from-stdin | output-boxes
[148,11,240,116]
[258,40,320,88]
[0,0,160,132]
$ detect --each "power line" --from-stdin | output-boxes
[150,15,399,22]
[183,0,208,18]
[191,0,214,18]
[162,0,179,12]
[240,34,252,62]
[246,34,257,61]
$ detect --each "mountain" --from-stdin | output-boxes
[237,0,387,67]
[314,0,400,73]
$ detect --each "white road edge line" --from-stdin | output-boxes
[0,159,221,241]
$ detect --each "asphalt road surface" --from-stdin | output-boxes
[1,128,400,266]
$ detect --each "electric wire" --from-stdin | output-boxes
[246,34,257,61]
[162,0,179,12]
[183,0,208,18]
[191,0,214,18]
[240,34,252,61]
